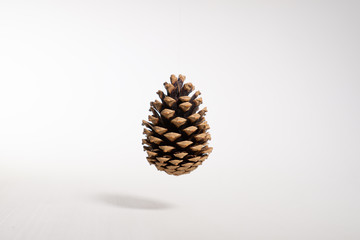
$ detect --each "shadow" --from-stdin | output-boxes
[94,193,175,210]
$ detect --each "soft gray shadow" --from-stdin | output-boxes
[95,193,175,210]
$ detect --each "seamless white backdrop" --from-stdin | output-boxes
[0,1,360,239]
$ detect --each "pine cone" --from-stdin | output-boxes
[142,74,212,176]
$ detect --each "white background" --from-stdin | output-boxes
[1,0,360,239]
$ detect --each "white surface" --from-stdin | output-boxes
[1,0,360,239]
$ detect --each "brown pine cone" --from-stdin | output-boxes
[142,74,212,176]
